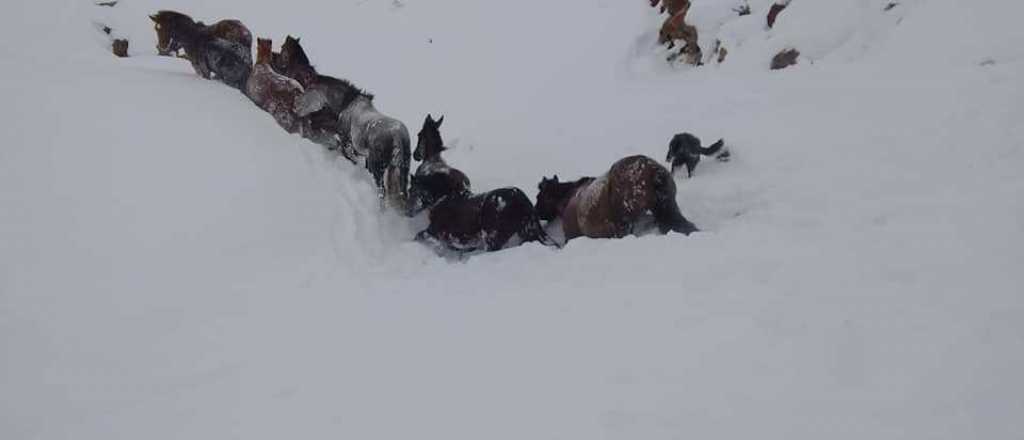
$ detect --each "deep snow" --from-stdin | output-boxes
[2,0,1023,439]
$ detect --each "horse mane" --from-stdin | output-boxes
[317,74,374,101]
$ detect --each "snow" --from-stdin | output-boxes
[2,0,1024,439]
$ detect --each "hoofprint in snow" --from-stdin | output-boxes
[2,0,1023,439]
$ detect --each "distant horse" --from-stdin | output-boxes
[245,38,305,133]
[407,114,471,215]
[416,187,559,254]
[650,0,690,16]
[666,133,728,177]
[535,155,698,241]
[658,11,702,65]
[275,36,371,155]
[149,10,252,89]
[338,92,411,210]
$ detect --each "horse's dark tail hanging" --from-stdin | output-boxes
[653,170,699,236]
[525,215,562,249]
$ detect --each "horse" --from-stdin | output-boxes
[665,133,728,177]
[535,155,699,242]
[658,11,702,65]
[149,10,252,89]
[416,187,559,254]
[407,114,471,215]
[245,38,305,133]
[650,0,690,16]
[275,36,371,155]
[337,93,411,210]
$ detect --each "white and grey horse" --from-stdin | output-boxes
[338,95,411,210]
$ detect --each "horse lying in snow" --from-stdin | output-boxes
[149,10,252,89]
[245,38,305,133]
[535,155,698,242]
[665,133,728,177]
[409,115,557,253]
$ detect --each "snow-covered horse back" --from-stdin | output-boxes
[245,38,305,133]
[149,10,252,89]
[535,155,699,241]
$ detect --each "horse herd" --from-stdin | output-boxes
[148,10,729,256]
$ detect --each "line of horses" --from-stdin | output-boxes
[148,10,728,256]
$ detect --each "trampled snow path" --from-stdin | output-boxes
[2,0,1023,439]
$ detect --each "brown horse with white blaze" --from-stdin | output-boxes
[535,155,698,241]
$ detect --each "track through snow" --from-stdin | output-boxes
[2,0,1024,439]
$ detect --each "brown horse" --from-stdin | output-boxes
[151,10,251,57]
[535,155,698,241]
[408,114,471,215]
[245,38,305,133]
[659,10,702,65]
[149,10,252,89]
[650,0,690,16]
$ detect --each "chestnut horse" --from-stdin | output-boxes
[408,114,471,215]
[245,38,305,133]
[535,155,698,241]
[149,10,252,89]
[658,9,702,65]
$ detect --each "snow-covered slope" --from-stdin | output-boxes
[2,0,1023,439]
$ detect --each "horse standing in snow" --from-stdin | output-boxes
[275,36,372,156]
[416,187,559,254]
[407,114,471,215]
[665,133,728,177]
[659,10,702,65]
[245,38,305,133]
[650,0,690,16]
[337,89,411,211]
[535,155,699,242]
[149,10,252,89]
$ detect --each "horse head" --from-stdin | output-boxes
[150,10,196,56]
[255,38,273,65]
[535,175,578,221]
[414,114,446,162]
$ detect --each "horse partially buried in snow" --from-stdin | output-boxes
[416,187,559,254]
[407,114,471,215]
[149,10,252,89]
[245,38,305,133]
[535,155,699,241]
[275,36,371,154]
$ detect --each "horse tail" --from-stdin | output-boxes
[524,214,562,248]
[652,169,699,235]
[384,126,411,213]
[699,138,730,161]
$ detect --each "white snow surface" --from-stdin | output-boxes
[2,0,1024,438]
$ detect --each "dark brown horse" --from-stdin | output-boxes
[416,187,559,254]
[245,38,305,133]
[149,10,252,89]
[535,155,698,241]
[408,114,471,215]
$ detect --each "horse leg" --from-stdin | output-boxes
[653,172,699,235]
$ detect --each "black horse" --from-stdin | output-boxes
[665,133,728,177]
[416,187,560,254]
[149,11,252,90]
[408,114,471,215]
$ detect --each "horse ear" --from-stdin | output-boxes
[424,114,434,125]
[553,174,559,183]
[149,14,158,23]
[436,115,444,127]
